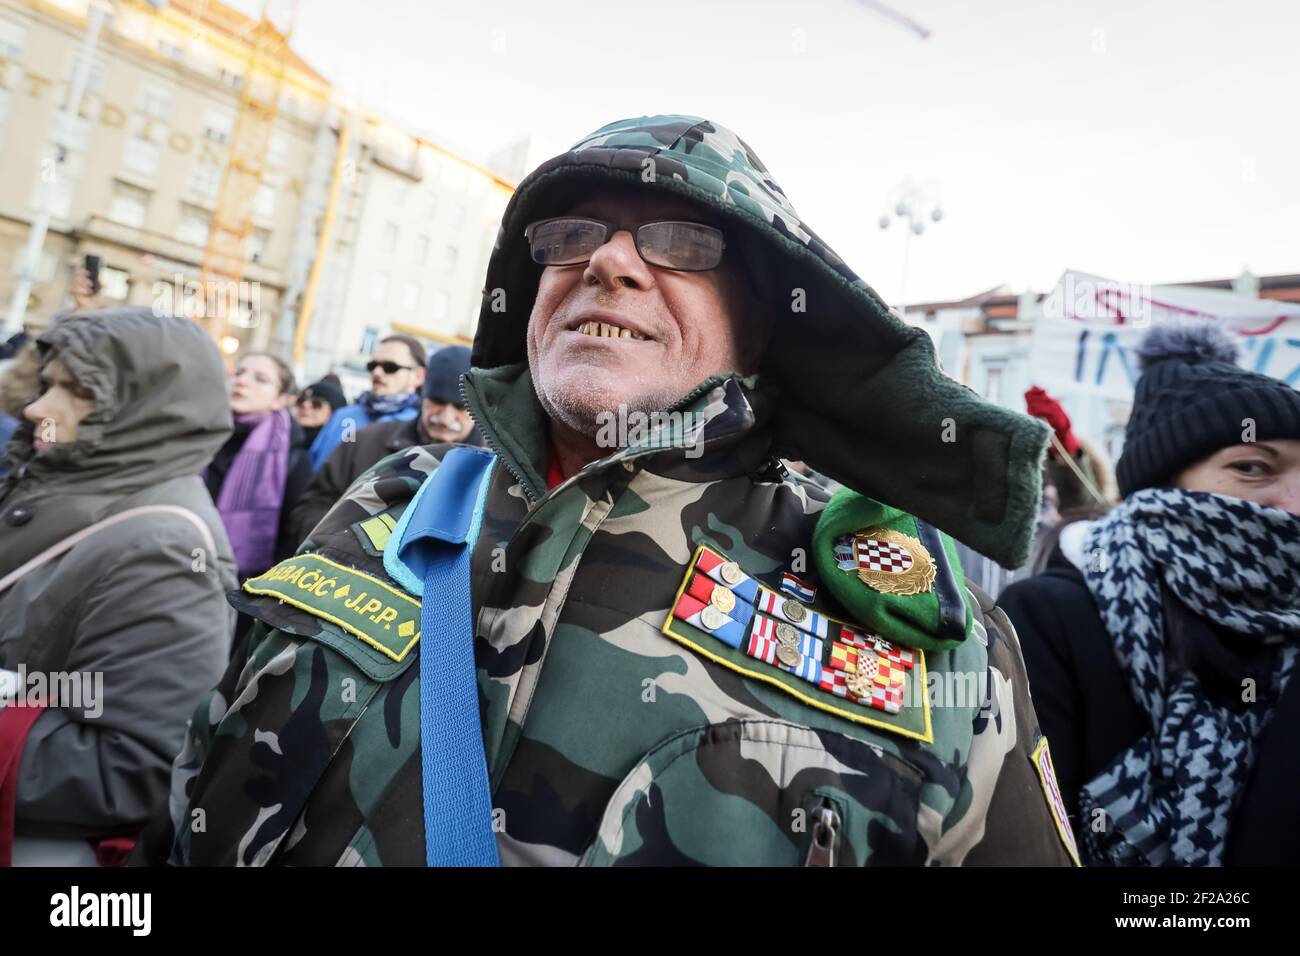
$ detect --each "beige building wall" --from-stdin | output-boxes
[0,0,329,344]
[0,0,517,384]
[309,119,512,382]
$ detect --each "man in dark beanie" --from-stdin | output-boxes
[288,345,479,546]
[294,376,347,448]
[1001,321,1300,866]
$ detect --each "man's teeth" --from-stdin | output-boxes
[576,321,646,340]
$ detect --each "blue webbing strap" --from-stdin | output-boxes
[389,446,499,867]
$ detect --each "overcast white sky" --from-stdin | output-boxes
[233,0,1299,305]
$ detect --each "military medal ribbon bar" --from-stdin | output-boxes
[663,545,933,737]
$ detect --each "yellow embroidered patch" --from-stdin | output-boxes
[243,552,420,662]
[353,512,398,555]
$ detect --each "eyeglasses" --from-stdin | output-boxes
[524,217,726,272]
[297,397,328,411]
[366,360,419,375]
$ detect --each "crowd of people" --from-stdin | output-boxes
[0,112,1296,869]
[0,308,477,865]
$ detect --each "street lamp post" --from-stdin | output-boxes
[878,180,942,322]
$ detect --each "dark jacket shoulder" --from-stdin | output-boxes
[997,556,1146,827]
[288,418,420,549]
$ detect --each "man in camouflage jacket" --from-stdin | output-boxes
[142,115,1075,866]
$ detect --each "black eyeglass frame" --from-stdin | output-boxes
[523,216,727,272]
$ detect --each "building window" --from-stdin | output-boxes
[370,272,389,305]
[426,192,438,219]
[444,246,459,273]
[266,133,289,168]
[982,362,1006,406]
[402,281,420,312]
[108,182,150,228]
[383,222,399,254]
[247,228,271,264]
[122,130,161,177]
[99,265,129,301]
[203,110,233,146]
[452,204,466,228]
[219,67,244,91]
[254,183,276,219]
[177,204,210,247]
[432,291,449,321]
[136,85,173,122]
[415,234,430,264]
[156,35,184,61]
[0,17,27,61]
[188,160,223,201]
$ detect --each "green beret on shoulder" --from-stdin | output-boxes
[812,489,972,652]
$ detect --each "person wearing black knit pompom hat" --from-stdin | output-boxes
[999,321,1300,867]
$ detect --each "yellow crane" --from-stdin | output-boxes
[199,0,297,345]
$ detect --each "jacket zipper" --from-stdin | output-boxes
[459,376,539,501]
[804,800,842,867]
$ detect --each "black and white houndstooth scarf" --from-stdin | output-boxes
[1077,488,1300,866]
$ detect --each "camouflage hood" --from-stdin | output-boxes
[473,115,1048,568]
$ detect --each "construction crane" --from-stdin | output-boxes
[198,0,298,345]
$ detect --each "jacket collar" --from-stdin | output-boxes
[460,363,772,503]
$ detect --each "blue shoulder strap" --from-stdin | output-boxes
[386,446,500,867]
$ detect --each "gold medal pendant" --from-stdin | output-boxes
[849,528,937,597]
[710,586,737,614]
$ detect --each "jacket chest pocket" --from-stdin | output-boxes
[580,719,926,867]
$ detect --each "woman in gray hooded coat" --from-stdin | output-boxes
[0,308,237,865]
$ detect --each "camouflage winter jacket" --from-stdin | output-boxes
[142,365,1073,866]
[143,115,1074,866]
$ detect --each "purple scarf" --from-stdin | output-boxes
[212,409,291,577]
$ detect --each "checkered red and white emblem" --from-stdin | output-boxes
[855,537,914,574]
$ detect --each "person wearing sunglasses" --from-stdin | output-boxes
[289,345,480,548]
[144,116,1067,868]
[293,377,347,447]
[306,335,427,471]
